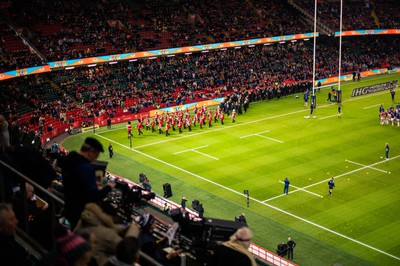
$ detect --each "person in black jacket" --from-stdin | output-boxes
[0,203,32,266]
[287,237,296,260]
[60,137,115,230]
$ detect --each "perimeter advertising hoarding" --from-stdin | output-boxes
[351,80,398,97]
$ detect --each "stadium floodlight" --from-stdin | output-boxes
[234,46,241,49]
[248,45,255,47]
[201,50,209,53]
[279,41,285,44]
[220,48,227,51]
[109,61,118,65]
[185,52,192,55]
[304,38,310,41]
[167,54,175,57]
[129,59,137,62]
[263,43,271,45]
[87,64,97,67]
[65,67,75,70]
[148,57,157,60]
[291,40,297,43]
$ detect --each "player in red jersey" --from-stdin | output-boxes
[137,120,143,135]
[186,117,192,132]
[165,122,170,136]
[220,112,225,125]
[150,119,156,133]
[178,119,183,134]
[127,121,132,138]
[214,110,218,123]
[208,114,213,128]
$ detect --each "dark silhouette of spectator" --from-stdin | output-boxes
[136,213,181,266]
[40,224,91,266]
[73,203,139,266]
[208,227,257,266]
[0,203,32,266]
[60,137,116,230]
[104,237,141,266]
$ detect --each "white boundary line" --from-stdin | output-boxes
[173,145,219,160]
[240,130,270,138]
[95,133,400,262]
[363,104,382,110]
[345,159,388,173]
[240,130,284,143]
[278,180,323,198]
[319,114,341,120]
[256,135,284,143]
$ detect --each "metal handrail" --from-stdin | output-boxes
[0,158,164,266]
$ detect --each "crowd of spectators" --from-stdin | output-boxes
[1,131,261,266]
[0,21,43,72]
[1,0,398,70]
[0,33,399,140]
[295,0,399,31]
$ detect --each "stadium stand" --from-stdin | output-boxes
[0,0,399,265]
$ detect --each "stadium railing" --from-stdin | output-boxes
[0,158,164,266]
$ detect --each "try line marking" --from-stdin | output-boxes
[345,159,388,173]
[95,133,400,262]
[174,145,219,160]
[262,156,396,203]
[277,180,323,198]
[319,114,341,120]
[363,104,382,110]
[240,130,284,143]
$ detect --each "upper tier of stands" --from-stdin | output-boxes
[0,0,398,72]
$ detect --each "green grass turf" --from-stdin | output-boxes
[62,73,400,266]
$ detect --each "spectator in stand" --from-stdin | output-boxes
[0,115,10,154]
[208,227,257,266]
[41,224,92,266]
[136,213,181,266]
[104,237,141,266]
[0,203,32,266]
[60,137,116,230]
[73,203,140,266]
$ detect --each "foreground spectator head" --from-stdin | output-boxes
[54,225,91,266]
[0,203,18,236]
[105,237,141,266]
[80,137,104,162]
[230,227,253,249]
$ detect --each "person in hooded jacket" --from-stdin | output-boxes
[73,203,139,266]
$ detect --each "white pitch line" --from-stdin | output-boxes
[97,79,397,150]
[95,133,400,262]
[363,104,382,110]
[319,114,341,120]
[278,180,323,198]
[300,155,400,192]
[191,150,219,160]
[173,145,210,154]
[256,135,284,143]
[240,130,270,139]
[345,159,388,173]
[173,150,189,155]
[174,145,218,160]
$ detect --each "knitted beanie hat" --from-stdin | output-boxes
[55,225,90,264]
